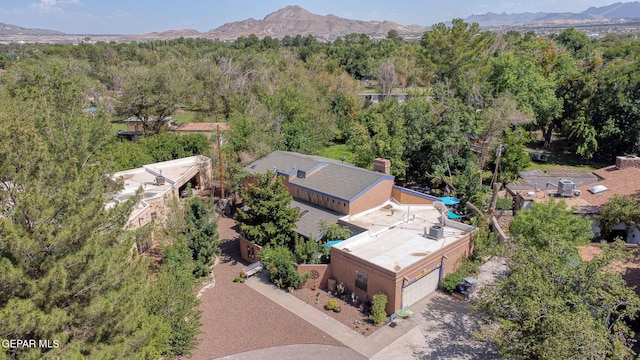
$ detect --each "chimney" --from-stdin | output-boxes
[373,158,391,175]
[615,155,640,170]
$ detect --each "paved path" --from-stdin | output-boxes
[215,256,507,360]
[244,272,417,359]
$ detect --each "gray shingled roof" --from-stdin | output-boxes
[291,199,341,239]
[245,151,394,201]
[245,151,321,175]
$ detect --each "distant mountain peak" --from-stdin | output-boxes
[207,5,426,40]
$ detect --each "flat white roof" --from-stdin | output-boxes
[334,201,474,273]
[106,155,208,209]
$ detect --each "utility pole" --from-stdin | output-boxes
[489,144,505,214]
[217,125,225,200]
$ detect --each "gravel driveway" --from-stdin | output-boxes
[185,217,344,360]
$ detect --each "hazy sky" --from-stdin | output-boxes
[0,0,621,34]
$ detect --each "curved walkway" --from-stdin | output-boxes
[215,344,365,360]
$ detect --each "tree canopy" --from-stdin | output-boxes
[234,172,300,247]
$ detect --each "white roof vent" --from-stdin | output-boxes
[588,185,608,194]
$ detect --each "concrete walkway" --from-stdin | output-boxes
[244,272,418,359]
[226,257,507,360]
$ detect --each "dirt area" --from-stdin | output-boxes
[289,287,384,337]
[185,216,343,360]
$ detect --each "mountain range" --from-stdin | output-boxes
[467,1,640,27]
[2,2,640,41]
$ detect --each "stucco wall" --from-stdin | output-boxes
[239,236,262,264]
[349,179,394,215]
[391,186,437,205]
[330,231,474,314]
[288,186,350,215]
[297,264,332,289]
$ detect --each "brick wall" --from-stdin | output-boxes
[349,179,394,214]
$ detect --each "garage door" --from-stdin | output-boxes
[402,267,440,308]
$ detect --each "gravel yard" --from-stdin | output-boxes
[185,217,343,360]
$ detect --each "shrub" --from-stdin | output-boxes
[370,293,388,324]
[233,275,245,283]
[259,245,309,289]
[326,299,338,311]
[441,273,465,294]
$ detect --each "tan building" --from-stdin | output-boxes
[107,156,211,229]
[242,151,476,314]
[331,201,475,315]
[244,151,394,237]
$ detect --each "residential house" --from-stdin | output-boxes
[241,151,476,314]
[107,155,211,229]
[509,155,640,243]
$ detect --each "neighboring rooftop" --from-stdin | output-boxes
[506,169,598,193]
[245,151,393,202]
[334,201,474,273]
[106,156,209,221]
[564,166,640,214]
[173,122,230,133]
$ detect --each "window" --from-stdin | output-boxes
[355,271,368,291]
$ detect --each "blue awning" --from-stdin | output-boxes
[323,240,344,248]
[440,196,460,205]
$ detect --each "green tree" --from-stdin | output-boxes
[598,195,640,240]
[144,239,200,357]
[234,172,299,247]
[369,293,388,324]
[472,243,640,360]
[420,19,494,87]
[116,65,178,135]
[318,221,351,241]
[183,198,220,278]
[0,66,167,358]
[497,127,531,183]
[509,199,593,252]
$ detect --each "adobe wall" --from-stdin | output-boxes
[330,247,398,315]
[391,186,437,205]
[349,179,394,215]
[297,264,333,289]
[239,236,262,264]
[330,231,474,314]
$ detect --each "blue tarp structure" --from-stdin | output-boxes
[447,210,469,219]
[323,240,344,248]
[440,196,461,205]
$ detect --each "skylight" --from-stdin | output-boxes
[588,185,608,194]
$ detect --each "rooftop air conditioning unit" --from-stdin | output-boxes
[155,170,165,186]
[429,225,444,240]
[557,179,575,197]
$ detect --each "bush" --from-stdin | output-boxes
[370,293,388,324]
[259,245,309,289]
[441,272,465,294]
[326,299,338,311]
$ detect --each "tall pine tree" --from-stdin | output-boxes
[0,59,168,359]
